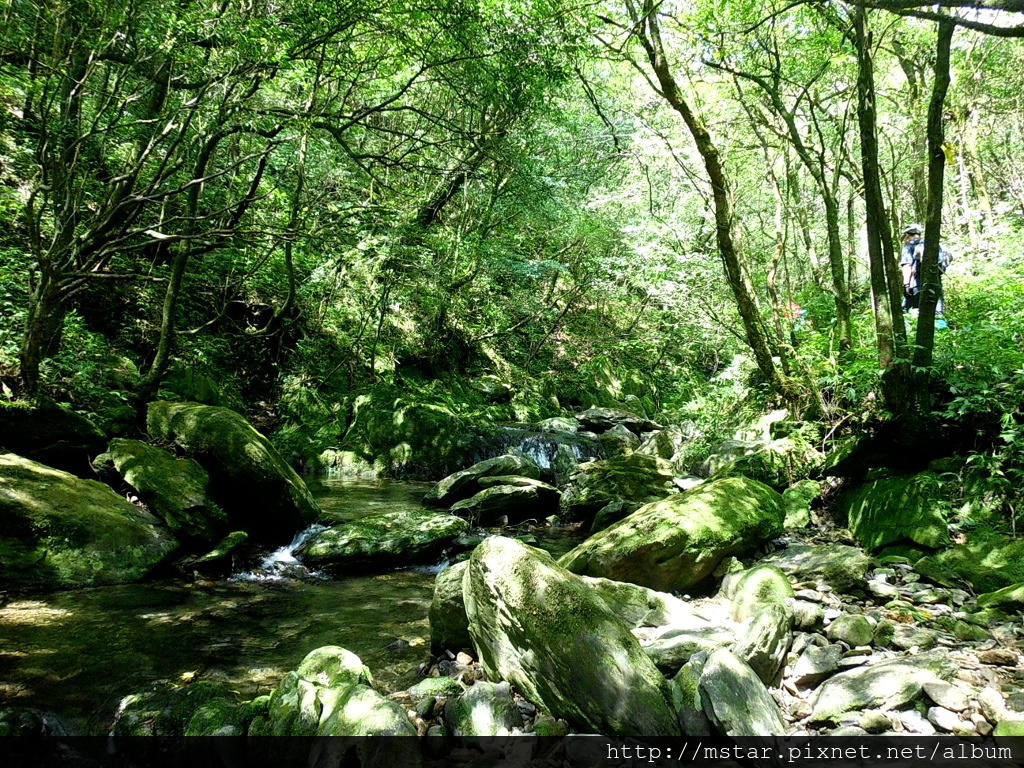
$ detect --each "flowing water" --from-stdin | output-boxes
[0,478,582,734]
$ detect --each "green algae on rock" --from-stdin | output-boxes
[0,453,178,590]
[147,401,319,540]
[463,536,681,737]
[296,509,468,573]
[558,476,785,593]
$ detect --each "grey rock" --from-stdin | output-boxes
[761,544,871,592]
[922,680,969,712]
[732,603,793,684]
[699,648,786,736]
[899,709,936,735]
[891,624,938,651]
[927,706,962,733]
[429,561,471,654]
[791,644,843,689]
[443,681,522,736]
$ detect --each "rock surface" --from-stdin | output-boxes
[559,476,785,592]
[297,509,468,573]
[558,452,677,520]
[0,453,178,589]
[463,536,680,736]
[147,401,319,540]
[449,480,559,524]
[841,473,950,552]
[423,455,542,507]
[95,438,227,543]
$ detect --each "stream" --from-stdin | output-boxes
[0,477,582,735]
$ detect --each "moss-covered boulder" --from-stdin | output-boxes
[0,401,106,477]
[730,565,795,622]
[463,536,680,737]
[147,401,319,541]
[760,544,871,592]
[443,681,522,736]
[575,407,662,435]
[423,454,541,507]
[783,479,821,529]
[449,481,559,525]
[714,436,824,490]
[113,681,239,737]
[915,529,1024,594]
[841,472,950,553]
[429,562,472,654]
[296,509,468,573]
[0,453,178,590]
[809,651,956,723]
[559,452,677,520]
[558,476,785,593]
[95,438,227,544]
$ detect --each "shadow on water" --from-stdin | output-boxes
[0,478,584,734]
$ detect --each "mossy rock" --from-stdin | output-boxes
[783,479,821,529]
[296,509,468,573]
[464,536,680,737]
[916,529,1024,594]
[977,582,1024,610]
[296,646,374,689]
[184,698,243,736]
[0,401,106,477]
[558,476,785,593]
[449,481,559,525]
[147,401,319,541]
[96,438,228,544]
[716,436,824,491]
[424,454,542,507]
[443,681,522,737]
[731,565,795,622]
[840,473,950,552]
[113,681,237,737]
[429,561,472,654]
[559,452,677,520]
[408,677,463,698]
[760,544,871,593]
[0,453,179,590]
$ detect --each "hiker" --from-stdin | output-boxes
[900,223,950,322]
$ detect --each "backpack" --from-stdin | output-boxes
[913,242,952,274]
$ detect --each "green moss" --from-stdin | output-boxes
[917,529,1024,594]
[731,565,795,621]
[841,473,950,552]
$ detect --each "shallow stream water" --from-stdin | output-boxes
[0,478,581,734]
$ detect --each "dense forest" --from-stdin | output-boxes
[4,0,1024,751]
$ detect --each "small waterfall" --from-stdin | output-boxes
[231,524,329,582]
[470,426,603,469]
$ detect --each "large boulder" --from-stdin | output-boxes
[147,401,319,541]
[0,401,106,477]
[575,407,662,435]
[423,454,541,507]
[0,453,178,590]
[809,651,956,723]
[558,476,785,593]
[760,544,871,593]
[95,439,227,544]
[296,509,468,573]
[916,529,1024,594]
[840,473,950,553]
[559,452,677,520]
[449,480,559,525]
[699,648,787,736]
[463,536,680,737]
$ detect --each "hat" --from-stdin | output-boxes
[903,223,923,236]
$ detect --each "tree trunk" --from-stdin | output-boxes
[629,0,796,402]
[913,18,955,374]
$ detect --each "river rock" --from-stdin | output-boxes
[575,407,662,435]
[559,452,677,520]
[0,453,178,590]
[95,438,227,544]
[423,455,542,507]
[731,565,795,622]
[923,680,969,712]
[699,648,786,736]
[669,653,714,735]
[590,500,638,533]
[760,544,870,592]
[791,643,843,688]
[599,424,641,457]
[840,473,950,552]
[0,400,106,477]
[429,561,472,654]
[113,681,238,736]
[449,481,559,524]
[825,614,874,647]
[147,401,319,540]
[463,536,680,736]
[559,476,784,593]
[296,509,468,573]
[641,627,736,673]
[581,575,694,628]
[443,681,522,736]
[809,651,956,723]
[732,603,792,684]
[782,479,821,528]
